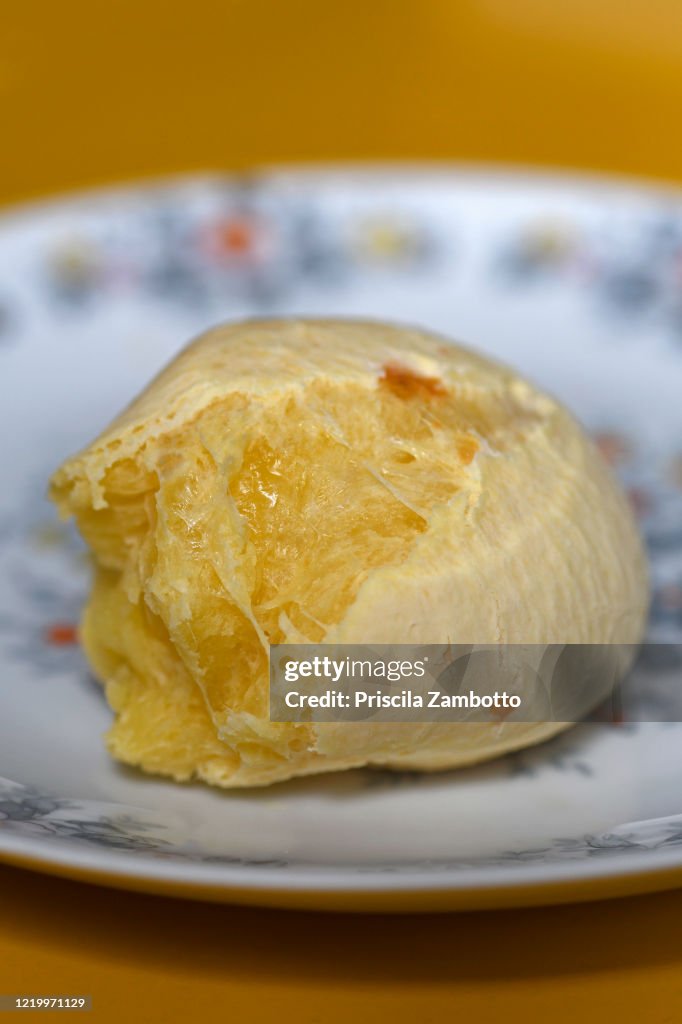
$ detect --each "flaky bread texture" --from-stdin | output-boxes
[50,319,649,787]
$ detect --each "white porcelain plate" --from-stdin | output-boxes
[1,168,682,911]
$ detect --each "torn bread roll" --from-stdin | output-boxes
[50,319,649,787]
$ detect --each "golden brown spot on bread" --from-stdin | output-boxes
[456,435,479,465]
[379,363,448,400]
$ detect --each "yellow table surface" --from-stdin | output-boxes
[3,1,682,1019]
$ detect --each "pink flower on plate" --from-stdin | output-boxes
[593,430,633,467]
[199,214,272,266]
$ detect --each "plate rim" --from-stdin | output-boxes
[2,159,682,229]
[4,837,682,911]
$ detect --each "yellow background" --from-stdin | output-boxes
[3,0,682,205]
[3,1,682,1020]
